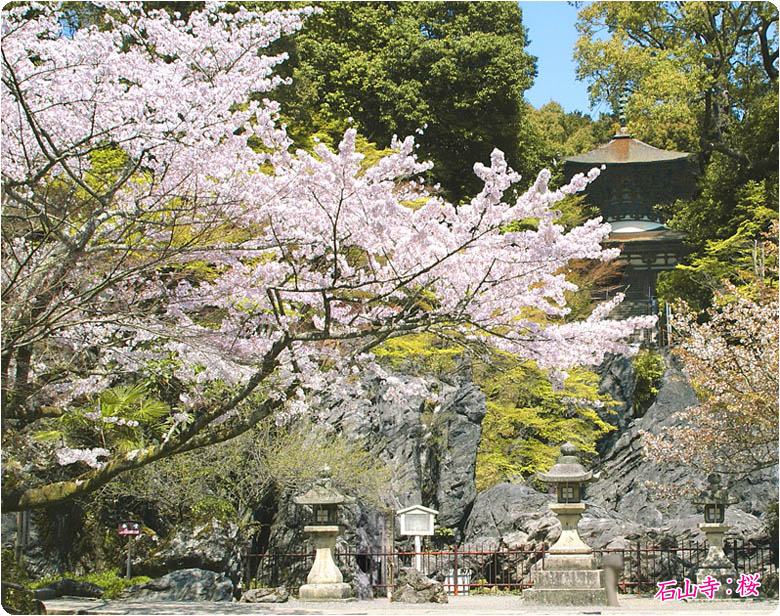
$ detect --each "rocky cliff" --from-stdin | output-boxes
[464,350,777,552]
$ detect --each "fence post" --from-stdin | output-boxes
[636,542,641,591]
[453,545,459,596]
[729,538,739,574]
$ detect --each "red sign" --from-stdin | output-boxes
[118,521,141,535]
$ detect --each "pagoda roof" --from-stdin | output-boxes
[564,130,691,165]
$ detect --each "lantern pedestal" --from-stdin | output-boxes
[695,523,736,599]
[545,503,596,569]
[299,525,353,601]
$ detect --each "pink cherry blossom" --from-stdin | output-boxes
[2,3,655,509]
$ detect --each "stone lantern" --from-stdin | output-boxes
[537,442,594,564]
[293,466,355,601]
[523,442,608,606]
[693,473,737,596]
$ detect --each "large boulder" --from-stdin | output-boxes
[120,568,233,602]
[134,518,243,585]
[463,483,554,547]
[391,567,448,604]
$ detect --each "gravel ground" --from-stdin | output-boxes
[42,594,779,616]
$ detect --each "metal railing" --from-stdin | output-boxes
[244,538,776,596]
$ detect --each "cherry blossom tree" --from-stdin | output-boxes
[642,229,779,495]
[1,2,654,511]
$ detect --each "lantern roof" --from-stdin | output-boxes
[693,473,738,506]
[564,129,691,165]
[537,442,593,484]
[293,465,356,506]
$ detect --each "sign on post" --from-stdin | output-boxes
[118,521,141,535]
[397,505,438,572]
[118,520,141,578]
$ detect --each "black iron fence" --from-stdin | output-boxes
[245,538,776,596]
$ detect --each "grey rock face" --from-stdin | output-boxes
[588,350,778,523]
[264,370,487,560]
[322,373,486,532]
[120,568,233,602]
[135,518,242,585]
[391,567,448,604]
[594,353,635,455]
[463,349,776,568]
[436,383,486,529]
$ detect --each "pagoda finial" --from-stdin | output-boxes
[617,94,627,127]
[615,85,631,137]
[616,87,631,137]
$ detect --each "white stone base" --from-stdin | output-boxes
[298,582,353,601]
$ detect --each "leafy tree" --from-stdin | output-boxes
[95,417,396,528]
[574,2,778,307]
[526,102,615,180]
[641,227,778,495]
[2,2,654,512]
[475,355,614,492]
[266,1,540,201]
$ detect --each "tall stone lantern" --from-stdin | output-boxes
[693,473,737,597]
[294,466,355,601]
[538,442,595,566]
[523,442,608,605]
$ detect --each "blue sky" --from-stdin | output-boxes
[519,1,610,118]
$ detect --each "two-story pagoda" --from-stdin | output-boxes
[563,125,698,322]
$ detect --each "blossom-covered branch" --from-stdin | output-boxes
[2,2,654,511]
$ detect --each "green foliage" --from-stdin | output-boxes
[190,496,237,522]
[1,549,31,585]
[631,350,664,411]
[474,354,614,492]
[0,548,42,613]
[260,418,397,509]
[29,569,152,600]
[33,384,170,453]
[373,333,461,377]
[266,1,538,201]
[96,414,398,529]
[657,204,780,312]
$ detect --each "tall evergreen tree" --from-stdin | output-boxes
[269,1,539,201]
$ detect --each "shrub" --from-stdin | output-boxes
[30,569,152,600]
